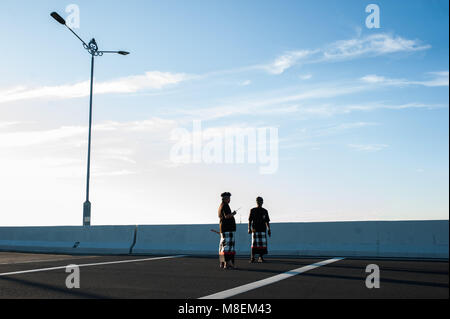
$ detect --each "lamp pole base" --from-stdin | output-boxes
[83,201,91,226]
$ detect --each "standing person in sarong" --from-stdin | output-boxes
[218,192,237,269]
[248,197,271,263]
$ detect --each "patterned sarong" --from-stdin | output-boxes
[219,231,236,263]
[251,232,268,256]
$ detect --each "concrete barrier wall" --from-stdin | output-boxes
[268,221,449,258]
[0,221,447,258]
[133,221,449,259]
[132,224,252,255]
[0,226,136,255]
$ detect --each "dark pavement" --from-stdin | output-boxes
[0,252,447,299]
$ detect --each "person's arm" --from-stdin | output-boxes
[266,211,271,237]
[219,203,229,221]
[248,210,253,234]
[223,204,235,219]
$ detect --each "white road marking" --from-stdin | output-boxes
[199,257,345,299]
[0,255,185,277]
[0,256,99,266]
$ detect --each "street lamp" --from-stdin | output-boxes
[51,12,130,226]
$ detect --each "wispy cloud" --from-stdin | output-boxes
[172,81,372,121]
[170,73,447,122]
[341,102,447,112]
[0,71,190,104]
[424,71,450,87]
[239,80,252,86]
[0,125,86,148]
[299,74,313,80]
[0,117,178,178]
[0,121,24,129]
[332,122,379,130]
[361,71,449,87]
[0,33,435,106]
[323,33,430,60]
[281,122,379,149]
[263,50,317,75]
[348,143,389,152]
[261,33,431,74]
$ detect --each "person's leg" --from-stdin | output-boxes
[229,255,235,268]
[225,232,236,269]
[258,232,268,262]
[225,254,234,269]
[250,232,257,263]
[231,232,237,268]
[219,234,226,268]
[250,246,256,262]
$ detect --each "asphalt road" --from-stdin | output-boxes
[0,252,448,299]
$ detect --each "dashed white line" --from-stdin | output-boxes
[199,257,345,299]
[0,255,185,277]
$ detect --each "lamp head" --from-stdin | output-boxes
[50,12,66,25]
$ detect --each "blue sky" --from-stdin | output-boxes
[0,0,448,226]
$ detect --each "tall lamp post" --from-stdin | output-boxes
[51,12,130,226]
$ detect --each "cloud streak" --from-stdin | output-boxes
[0,34,435,106]
[323,33,430,60]
[264,50,317,75]
[262,33,431,74]
[0,117,178,179]
[348,144,389,152]
[0,71,190,104]
[361,71,449,87]
[169,75,447,122]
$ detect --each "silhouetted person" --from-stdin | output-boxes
[248,197,271,263]
[218,192,237,269]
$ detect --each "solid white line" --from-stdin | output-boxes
[0,256,99,266]
[199,257,345,299]
[0,255,185,277]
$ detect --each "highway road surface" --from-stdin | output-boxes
[0,252,447,299]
